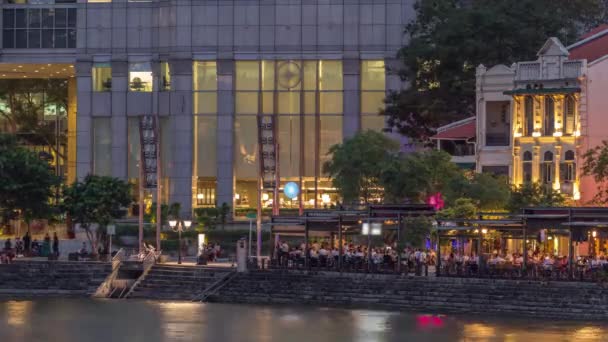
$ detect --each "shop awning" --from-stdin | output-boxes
[503,87,581,96]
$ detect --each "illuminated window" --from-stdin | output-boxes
[361,60,386,131]
[234,60,344,210]
[129,62,153,92]
[561,150,576,183]
[92,63,112,92]
[193,61,217,114]
[160,61,170,91]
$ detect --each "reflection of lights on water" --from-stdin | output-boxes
[158,302,203,340]
[280,313,302,323]
[352,310,393,333]
[571,326,604,340]
[463,323,496,338]
[7,301,32,327]
[416,314,444,329]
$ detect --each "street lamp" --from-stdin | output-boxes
[169,219,192,264]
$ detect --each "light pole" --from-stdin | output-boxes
[169,219,192,265]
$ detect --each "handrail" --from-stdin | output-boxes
[142,251,157,272]
[111,248,125,270]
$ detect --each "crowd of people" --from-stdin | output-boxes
[1,232,60,264]
[275,241,436,274]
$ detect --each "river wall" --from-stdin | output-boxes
[0,260,112,298]
[209,270,608,320]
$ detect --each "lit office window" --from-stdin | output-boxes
[129,62,153,92]
[2,7,76,48]
[361,60,386,131]
[92,63,112,92]
[160,61,171,91]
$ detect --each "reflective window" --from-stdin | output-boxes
[544,96,554,136]
[2,7,76,48]
[542,151,554,185]
[564,95,576,135]
[129,62,153,92]
[93,117,112,176]
[524,96,534,136]
[92,63,112,92]
[160,61,171,91]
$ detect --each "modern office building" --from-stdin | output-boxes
[0,0,414,215]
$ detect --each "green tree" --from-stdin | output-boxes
[583,140,608,204]
[0,134,60,231]
[382,150,463,203]
[323,130,399,204]
[385,0,604,141]
[506,183,566,213]
[437,198,477,220]
[401,216,434,248]
[62,175,133,256]
[445,172,511,210]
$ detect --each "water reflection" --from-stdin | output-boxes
[6,301,31,327]
[0,299,607,342]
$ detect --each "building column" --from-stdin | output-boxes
[216,59,235,210]
[111,59,128,180]
[75,60,93,180]
[512,146,521,186]
[66,77,77,185]
[169,58,194,216]
[554,95,564,136]
[343,58,360,138]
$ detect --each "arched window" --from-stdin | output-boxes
[560,150,576,183]
[564,95,575,135]
[544,97,555,136]
[523,151,533,184]
[542,151,554,185]
[524,96,534,136]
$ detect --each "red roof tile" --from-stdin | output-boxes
[431,120,476,140]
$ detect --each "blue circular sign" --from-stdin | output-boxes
[284,182,300,199]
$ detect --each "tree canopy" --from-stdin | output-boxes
[385,0,605,141]
[583,140,608,204]
[0,134,60,227]
[506,183,566,213]
[322,130,399,204]
[62,175,132,255]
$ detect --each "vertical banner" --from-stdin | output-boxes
[139,115,158,189]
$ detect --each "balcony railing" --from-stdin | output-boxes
[562,61,582,79]
[517,62,540,81]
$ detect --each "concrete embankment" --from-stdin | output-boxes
[0,260,112,298]
[208,270,608,320]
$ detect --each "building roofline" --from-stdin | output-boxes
[568,28,608,50]
[435,116,475,133]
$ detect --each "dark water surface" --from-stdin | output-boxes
[0,299,606,342]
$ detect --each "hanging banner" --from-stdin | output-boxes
[139,115,158,189]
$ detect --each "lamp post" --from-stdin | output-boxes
[169,219,192,265]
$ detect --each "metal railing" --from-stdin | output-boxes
[562,61,582,79]
[518,62,540,81]
[111,248,125,270]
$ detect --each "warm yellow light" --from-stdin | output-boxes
[321,194,331,204]
[514,132,522,138]
[262,193,269,201]
[574,131,581,137]
[474,229,479,233]
[532,132,541,137]
[196,193,204,200]
[481,228,488,234]
[548,236,553,240]
[592,231,597,238]
[553,132,563,137]
[234,193,240,200]
[308,199,315,205]
[553,181,560,191]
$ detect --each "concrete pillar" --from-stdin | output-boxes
[554,145,562,191]
[168,58,194,216]
[343,58,360,138]
[216,59,235,210]
[111,59,128,180]
[75,60,93,180]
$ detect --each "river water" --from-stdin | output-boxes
[0,299,606,342]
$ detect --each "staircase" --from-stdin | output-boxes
[127,264,232,301]
[0,260,113,297]
[210,270,608,320]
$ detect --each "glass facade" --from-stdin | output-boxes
[2,7,76,49]
[193,61,218,208]
[361,60,386,131]
[234,60,343,210]
[92,63,112,92]
[92,117,111,176]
